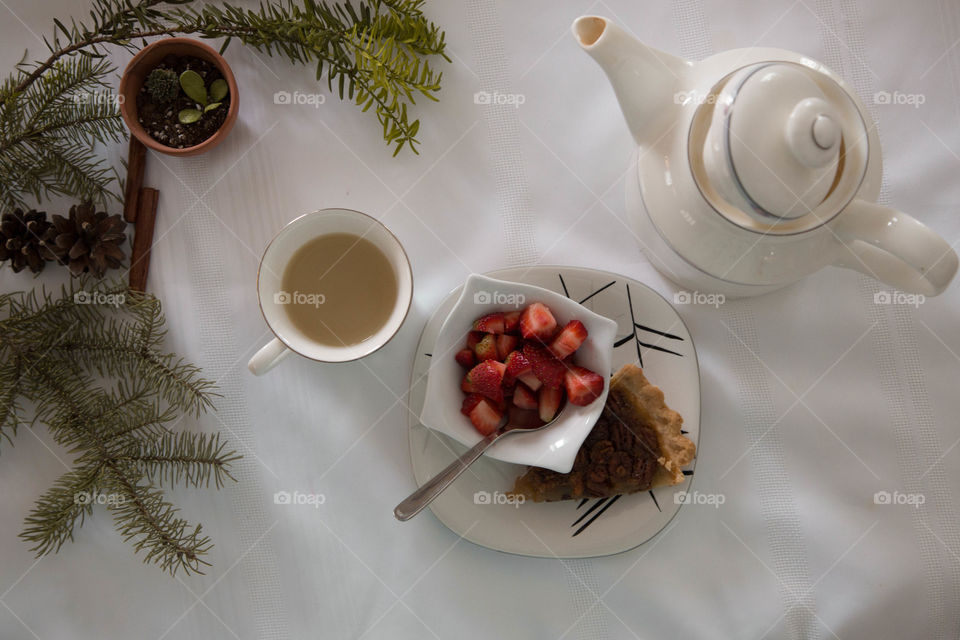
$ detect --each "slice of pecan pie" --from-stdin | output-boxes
[511,364,695,502]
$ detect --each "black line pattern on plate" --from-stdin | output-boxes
[578,280,616,305]
[648,490,661,512]
[633,323,684,341]
[571,498,611,527]
[558,273,570,298]
[572,495,621,537]
[617,283,687,365]
[636,340,683,358]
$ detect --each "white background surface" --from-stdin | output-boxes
[1,1,959,638]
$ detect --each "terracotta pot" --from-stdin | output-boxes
[119,37,239,157]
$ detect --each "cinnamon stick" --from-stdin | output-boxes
[123,137,147,224]
[128,187,159,292]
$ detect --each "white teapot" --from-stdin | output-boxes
[573,16,957,297]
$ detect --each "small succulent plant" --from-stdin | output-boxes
[144,68,179,104]
[177,70,228,124]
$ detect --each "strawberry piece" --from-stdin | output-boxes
[523,343,566,388]
[503,310,521,334]
[455,348,476,369]
[519,302,557,341]
[460,393,486,416]
[564,365,604,406]
[496,334,519,360]
[517,371,542,391]
[506,406,544,429]
[467,397,503,435]
[548,320,588,360]
[461,360,506,403]
[466,331,485,350]
[513,383,538,410]
[538,385,564,422]
[473,333,499,362]
[504,350,531,379]
[474,312,506,334]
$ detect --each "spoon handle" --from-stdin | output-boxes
[394,432,502,521]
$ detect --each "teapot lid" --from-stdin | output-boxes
[692,62,870,233]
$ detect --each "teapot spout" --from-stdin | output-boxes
[572,16,690,146]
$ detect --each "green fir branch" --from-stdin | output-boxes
[3,281,237,576]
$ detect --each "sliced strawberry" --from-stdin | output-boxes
[503,310,521,334]
[513,383,538,410]
[538,385,564,422]
[506,406,544,429]
[523,343,566,388]
[466,331,485,350]
[467,397,503,436]
[460,393,486,416]
[517,371,542,391]
[504,350,531,379]
[564,365,604,406]
[473,333,499,362]
[548,320,588,360]
[496,334,519,360]
[473,312,506,334]
[519,302,558,341]
[461,360,506,403]
[455,348,476,369]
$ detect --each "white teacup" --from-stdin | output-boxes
[248,208,413,375]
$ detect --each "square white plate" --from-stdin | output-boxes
[405,266,700,558]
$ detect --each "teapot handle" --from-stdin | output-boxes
[832,199,957,296]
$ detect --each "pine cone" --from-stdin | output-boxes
[0,208,52,273]
[44,202,127,277]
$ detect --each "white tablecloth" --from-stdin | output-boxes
[2,1,960,638]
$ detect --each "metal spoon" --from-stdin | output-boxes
[393,410,564,521]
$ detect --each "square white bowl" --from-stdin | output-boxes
[419,274,617,473]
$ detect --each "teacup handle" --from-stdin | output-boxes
[832,199,957,296]
[248,338,292,375]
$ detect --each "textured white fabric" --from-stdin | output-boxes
[1,1,959,639]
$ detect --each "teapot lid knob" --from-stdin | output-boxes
[786,97,840,168]
[715,63,853,220]
[812,114,838,149]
